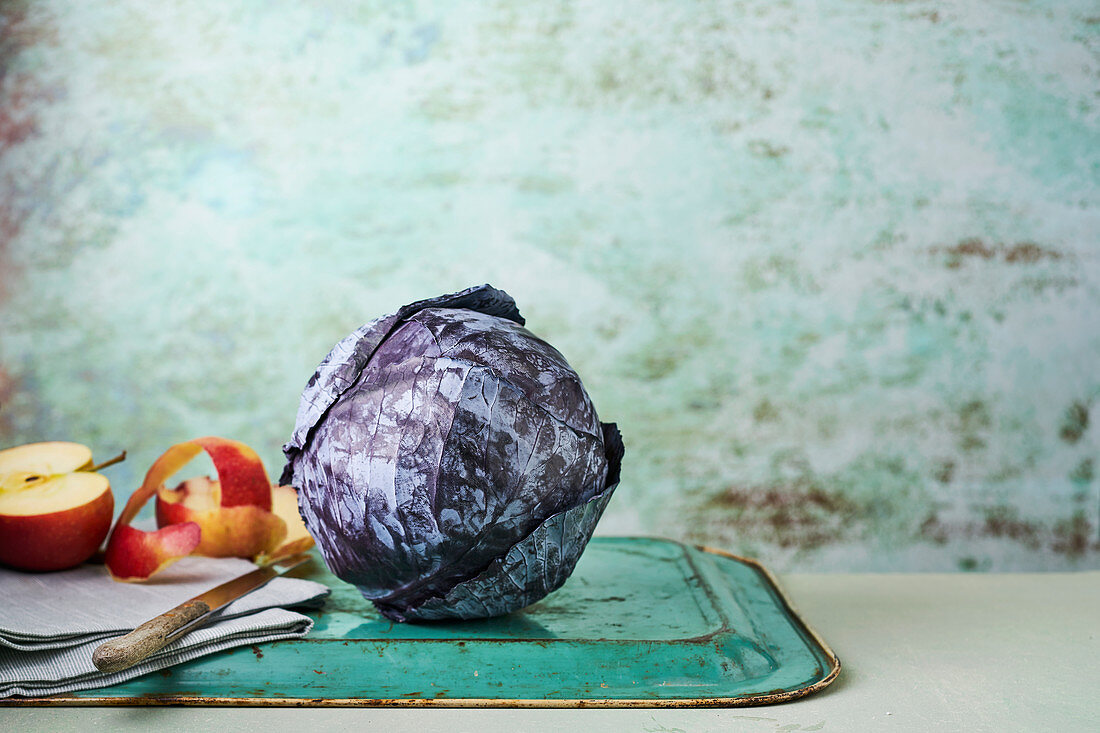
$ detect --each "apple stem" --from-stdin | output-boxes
[88,451,127,472]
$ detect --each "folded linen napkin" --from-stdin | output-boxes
[0,554,329,698]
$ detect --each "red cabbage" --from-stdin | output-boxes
[282,285,623,621]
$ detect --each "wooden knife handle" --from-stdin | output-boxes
[92,598,211,674]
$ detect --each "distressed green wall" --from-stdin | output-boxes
[1,1,1097,570]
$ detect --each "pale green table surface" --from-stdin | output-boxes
[5,571,1097,732]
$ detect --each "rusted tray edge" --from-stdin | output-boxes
[5,543,841,708]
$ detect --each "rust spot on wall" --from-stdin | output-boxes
[935,238,1064,268]
[1069,458,1094,486]
[0,206,22,305]
[0,2,52,150]
[947,238,997,261]
[1004,242,1059,264]
[1059,401,1090,444]
[0,9,36,143]
[954,399,991,452]
[747,139,790,158]
[0,0,54,306]
[1051,511,1095,558]
[0,365,19,436]
[921,506,1097,558]
[981,506,1041,551]
[919,513,949,545]
[704,480,863,550]
[933,459,955,484]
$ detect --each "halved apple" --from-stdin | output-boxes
[0,442,117,572]
[105,436,313,581]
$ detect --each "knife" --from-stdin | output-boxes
[91,553,313,674]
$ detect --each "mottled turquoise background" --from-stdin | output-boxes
[1,1,1097,570]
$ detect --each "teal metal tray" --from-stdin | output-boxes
[30,537,840,707]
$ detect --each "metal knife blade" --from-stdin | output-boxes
[92,553,313,674]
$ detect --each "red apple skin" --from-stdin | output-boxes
[194,438,271,509]
[104,521,202,581]
[0,489,114,572]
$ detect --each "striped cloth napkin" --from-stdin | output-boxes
[0,555,329,698]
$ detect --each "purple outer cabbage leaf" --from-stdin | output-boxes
[282,285,623,621]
